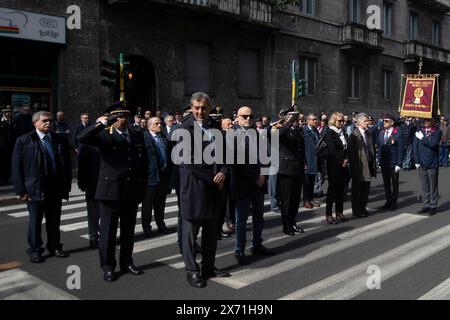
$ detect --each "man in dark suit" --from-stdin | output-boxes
[377,114,404,210]
[53,111,71,140]
[349,112,377,217]
[413,117,442,215]
[141,117,170,237]
[14,106,34,137]
[276,108,306,235]
[399,117,416,170]
[178,92,230,288]
[74,113,91,154]
[11,111,71,263]
[303,113,320,209]
[77,102,148,282]
[230,106,275,265]
[0,105,16,185]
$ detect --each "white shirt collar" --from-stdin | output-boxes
[114,128,129,135]
[36,129,49,141]
[358,127,367,141]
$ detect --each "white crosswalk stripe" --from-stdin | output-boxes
[419,278,450,300]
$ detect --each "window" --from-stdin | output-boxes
[409,12,418,41]
[432,21,440,46]
[383,2,393,37]
[185,42,210,94]
[299,0,315,16]
[349,0,360,23]
[382,69,393,100]
[299,57,316,96]
[349,64,362,99]
[238,49,259,97]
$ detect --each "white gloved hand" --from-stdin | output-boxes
[415,164,421,169]
[395,165,401,173]
[415,131,424,140]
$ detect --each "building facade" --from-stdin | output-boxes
[0,0,449,121]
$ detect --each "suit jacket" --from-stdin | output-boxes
[413,126,442,169]
[400,121,416,146]
[178,115,225,219]
[277,122,305,176]
[376,128,404,169]
[0,118,16,149]
[11,131,72,201]
[349,127,376,182]
[229,124,268,200]
[77,144,100,196]
[324,128,349,184]
[77,124,148,202]
[74,122,90,149]
[303,125,319,175]
[143,130,169,187]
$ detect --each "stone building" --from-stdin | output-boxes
[0,0,449,122]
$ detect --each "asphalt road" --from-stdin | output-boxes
[1,167,450,300]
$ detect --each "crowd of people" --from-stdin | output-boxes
[2,97,450,288]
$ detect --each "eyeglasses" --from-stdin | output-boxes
[383,120,392,123]
[337,120,345,123]
[238,114,254,120]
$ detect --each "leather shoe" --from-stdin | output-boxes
[417,207,429,214]
[144,229,153,238]
[283,227,295,236]
[49,249,69,258]
[311,201,321,207]
[104,270,115,282]
[202,268,231,278]
[30,252,44,263]
[186,272,206,288]
[292,225,305,233]
[326,215,338,225]
[158,225,170,234]
[428,208,437,215]
[234,252,250,265]
[220,232,231,238]
[381,202,391,210]
[303,202,314,209]
[89,239,99,249]
[121,264,143,275]
[251,245,275,256]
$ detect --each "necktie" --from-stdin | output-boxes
[42,135,56,175]
[155,135,167,170]
[384,131,389,144]
[122,132,129,143]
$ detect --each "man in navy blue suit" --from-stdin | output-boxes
[377,114,404,210]
[413,117,442,215]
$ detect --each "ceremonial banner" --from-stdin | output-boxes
[400,76,436,118]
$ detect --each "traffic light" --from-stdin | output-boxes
[123,62,137,96]
[100,59,119,100]
[298,79,308,97]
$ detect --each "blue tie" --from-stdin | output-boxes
[154,135,167,171]
[42,135,56,175]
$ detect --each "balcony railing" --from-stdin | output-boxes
[404,41,450,66]
[340,23,383,51]
[175,0,273,24]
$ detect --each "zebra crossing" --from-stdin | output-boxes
[2,190,450,300]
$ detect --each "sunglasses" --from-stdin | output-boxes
[238,114,254,120]
[337,120,345,123]
[383,119,393,123]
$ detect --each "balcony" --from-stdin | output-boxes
[408,0,450,13]
[404,41,450,66]
[340,23,383,52]
[175,0,275,24]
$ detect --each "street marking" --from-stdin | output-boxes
[279,224,450,300]
[213,213,426,289]
[419,278,450,300]
[0,269,79,300]
[2,194,86,212]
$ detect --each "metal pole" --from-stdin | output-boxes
[291,60,297,106]
[119,53,125,102]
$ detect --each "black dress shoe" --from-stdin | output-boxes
[326,216,338,224]
[121,264,143,275]
[292,225,305,233]
[158,225,170,234]
[186,272,206,288]
[104,270,115,282]
[381,202,391,210]
[202,267,231,278]
[49,249,69,258]
[251,245,276,256]
[89,239,99,249]
[234,252,250,265]
[30,253,44,263]
[428,208,437,215]
[220,232,232,238]
[144,229,154,238]
[417,207,429,214]
[283,227,295,236]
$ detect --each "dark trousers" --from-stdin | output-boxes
[419,167,439,209]
[181,215,218,273]
[326,182,346,215]
[86,193,100,240]
[225,192,235,225]
[0,145,12,183]
[303,174,316,203]
[141,185,167,232]
[351,180,371,215]
[26,195,62,254]
[381,167,399,206]
[99,200,138,271]
[217,188,228,235]
[277,174,303,229]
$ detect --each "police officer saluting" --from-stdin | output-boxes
[77,102,148,282]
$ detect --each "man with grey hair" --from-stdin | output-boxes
[12,111,72,263]
[162,114,175,139]
[348,112,376,217]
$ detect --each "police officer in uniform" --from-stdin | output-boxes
[77,102,148,282]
